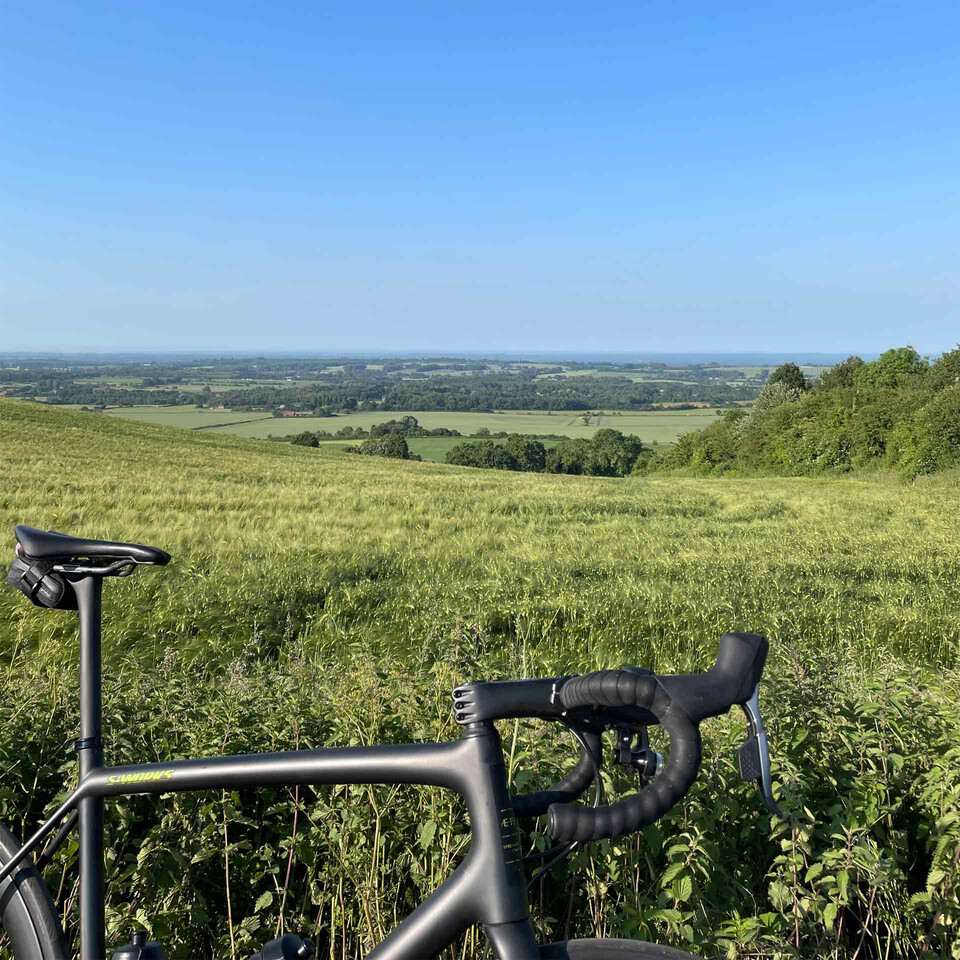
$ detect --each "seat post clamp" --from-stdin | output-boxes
[72,736,103,754]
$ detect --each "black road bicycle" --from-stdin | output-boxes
[1,526,781,960]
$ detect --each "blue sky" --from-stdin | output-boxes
[1,1,957,355]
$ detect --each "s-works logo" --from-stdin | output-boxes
[107,769,175,785]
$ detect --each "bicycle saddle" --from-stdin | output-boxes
[14,526,171,565]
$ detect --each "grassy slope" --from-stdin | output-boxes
[3,400,957,671]
[2,399,960,958]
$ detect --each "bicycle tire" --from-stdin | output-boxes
[540,938,702,960]
[0,822,68,960]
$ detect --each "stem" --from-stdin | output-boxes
[277,778,301,933]
[223,793,236,960]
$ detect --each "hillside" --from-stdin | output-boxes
[1,399,959,958]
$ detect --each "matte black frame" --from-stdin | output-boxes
[1,575,540,960]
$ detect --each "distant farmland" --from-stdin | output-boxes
[200,408,723,443]
[98,406,275,429]
[84,405,723,445]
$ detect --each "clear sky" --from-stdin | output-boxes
[1,1,957,355]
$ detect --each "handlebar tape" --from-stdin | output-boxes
[513,633,769,842]
[511,731,602,819]
[546,670,702,842]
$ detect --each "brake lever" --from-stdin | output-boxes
[737,686,782,817]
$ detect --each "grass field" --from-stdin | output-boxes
[98,406,275,428]
[201,408,723,443]
[1,399,959,959]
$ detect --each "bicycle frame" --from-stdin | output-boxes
[1,575,540,960]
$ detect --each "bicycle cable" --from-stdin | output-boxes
[525,719,604,887]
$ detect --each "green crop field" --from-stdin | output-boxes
[199,408,723,443]
[95,406,276,429]
[1,398,959,959]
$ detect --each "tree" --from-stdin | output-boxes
[886,384,960,478]
[853,346,927,391]
[767,363,809,393]
[546,439,592,475]
[586,429,645,477]
[291,431,319,448]
[926,345,960,393]
[358,435,409,459]
[481,445,519,471]
[445,441,489,468]
[734,382,804,460]
[816,356,864,390]
[445,441,518,470]
[503,435,547,472]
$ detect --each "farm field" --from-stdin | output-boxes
[208,408,723,442]
[1,399,959,959]
[536,364,829,381]
[93,406,275,428]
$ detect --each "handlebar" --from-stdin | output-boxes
[452,633,776,843]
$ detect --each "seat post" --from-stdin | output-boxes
[74,575,106,960]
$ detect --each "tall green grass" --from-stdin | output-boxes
[1,400,959,958]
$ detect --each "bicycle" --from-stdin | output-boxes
[1,526,781,960]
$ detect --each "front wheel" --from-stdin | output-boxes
[541,939,702,960]
[0,822,68,959]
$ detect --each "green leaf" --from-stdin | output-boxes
[672,875,693,902]
[661,862,685,887]
[419,819,437,849]
[254,891,273,912]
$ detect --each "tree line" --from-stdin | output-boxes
[20,369,757,412]
[283,416,573,445]
[653,347,960,479]
[445,430,651,478]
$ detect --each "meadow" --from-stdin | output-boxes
[207,408,723,442]
[1,399,959,959]
[95,406,275,429]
